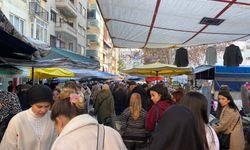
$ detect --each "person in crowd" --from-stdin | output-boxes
[120,93,147,150]
[240,84,250,115]
[94,84,115,127]
[52,88,61,104]
[16,84,32,110]
[171,90,184,103]
[50,92,126,150]
[149,105,205,150]
[0,91,22,142]
[212,91,245,150]
[91,81,101,104]
[201,81,212,116]
[113,82,128,116]
[126,81,148,110]
[7,81,13,92]
[82,83,92,112]
[0,85,57,150]
[146,84,175,134]
[180,92,219,150]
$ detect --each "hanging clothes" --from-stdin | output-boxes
[174,47,189,67]
[205,46,217,65]
[223,44,243,66]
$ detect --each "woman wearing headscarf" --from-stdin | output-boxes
[212,91,245,150]
[149,105,205,150]
[50,91,126,150]
[181,92,219,150]
[0,85,57,150]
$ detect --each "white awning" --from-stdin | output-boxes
[97,0,250,48]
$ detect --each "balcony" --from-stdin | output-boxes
[87,34,101,45]
[29,2,49,22]
[56,0,77,17]
[88,19,100,28]
[56,22,77,39]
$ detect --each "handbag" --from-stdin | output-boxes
[218,117,240,150]
[218,133,231,149]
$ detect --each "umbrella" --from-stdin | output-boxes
[123,62,192,76]
[28,68,75,79]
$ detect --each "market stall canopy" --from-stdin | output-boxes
[0,65,23,77]
[123,62,192,75]
[0,57,87,68]
[194,65,215,80]
[97,0,250,48]
[38,48,100,69]
[28,68,75,79]
[193,65,250,91]
[69,69,118,79]
[0,10,50,60]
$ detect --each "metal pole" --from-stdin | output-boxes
[31,67,34,85]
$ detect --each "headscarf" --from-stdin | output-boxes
[149,105,205,150]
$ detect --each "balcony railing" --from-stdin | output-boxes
[56,22,77,37]
[56,0,77,17]
[29,2,49,22]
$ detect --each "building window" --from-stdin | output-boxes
[9,14,25,35]
[79,2,82,14]
[31,18,48,42]
[60,41,65,48]
[50,10,56,22]
[69,43,73,51]
[50,35,56,47]
[82,7,86,17]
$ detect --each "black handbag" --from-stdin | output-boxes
[218,117,240,150]
[218,133,231,149]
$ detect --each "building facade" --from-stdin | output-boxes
[87,0,118,73]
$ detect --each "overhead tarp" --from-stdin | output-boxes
[0,57,86,69]
[28,68,75,79]
[0,10,50,60]
[39,48,100,69]
[97,0,250,48]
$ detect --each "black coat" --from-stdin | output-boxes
[174,47,189,67]
[223,44,243,66]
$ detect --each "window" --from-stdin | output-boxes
[69,43,73,51]
[79,2,82,14]
[31,18,48,42]
[50,10,56,22]
[60,41,65,48]
[9,14,25,35]
[82,7,86,17]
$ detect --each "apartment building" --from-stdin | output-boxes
[0,0,88,55]
[87,0,118,73]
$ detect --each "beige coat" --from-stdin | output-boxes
[51,114,126,150]
[213,106,245,150]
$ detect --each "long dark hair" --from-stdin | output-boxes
[180,92,209,150]
[217,91,239,115]
[149,84,172,100]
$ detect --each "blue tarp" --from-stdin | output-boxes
[214,66,250,91]
[194,65,250,91]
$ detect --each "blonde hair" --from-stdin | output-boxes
[130,93,142,120]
